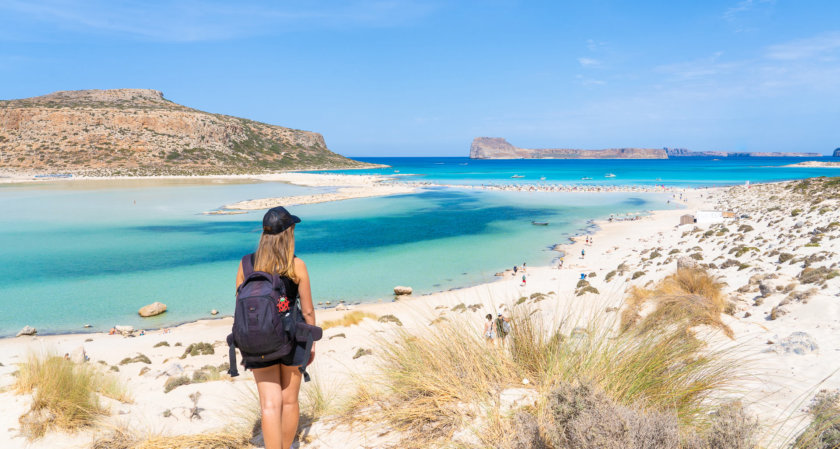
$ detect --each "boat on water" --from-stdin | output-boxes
[531,221,549,226]
[511,174,525,178]
[394,170,400,173]
[605,173,616,178]
[581,176,593,180]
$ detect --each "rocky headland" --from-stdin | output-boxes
[469,137,668,159]
[471,137,824,159]
[0,89,372,176]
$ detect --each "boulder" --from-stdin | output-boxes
[155,362,184,378]
[677,256,699,270]
[69,346,87,364]
[499,387,539,414]
[115,325,134,336]
[758,282,772,297]
[394,286,413,296]
[16,325,37,337]
[139,302,167,317]
[778,332,819,355]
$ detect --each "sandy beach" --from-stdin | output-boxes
[1,173,839,448]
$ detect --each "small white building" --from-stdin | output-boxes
[695,210,724,224]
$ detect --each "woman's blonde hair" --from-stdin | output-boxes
[253,225,298,283]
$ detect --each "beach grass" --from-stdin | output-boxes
[621,267,733,338]
[14,353,129,440]
[321,310,377,330]
[342,283,744,447]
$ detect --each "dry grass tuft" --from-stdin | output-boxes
[621,268,732,338]
[15,353,129,440]
[345,297,741,448]
[321,310,378,330]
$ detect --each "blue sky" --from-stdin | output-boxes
[1,0,839,156]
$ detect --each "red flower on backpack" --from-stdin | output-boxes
[277,297,290,313]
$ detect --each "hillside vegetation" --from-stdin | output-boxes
[0,89,371,175]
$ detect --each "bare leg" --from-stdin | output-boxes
[253,365,283,449]
[280,364,303,449]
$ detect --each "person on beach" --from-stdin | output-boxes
[495,313,511,344]
[522,262,527,272]
[236,206,316,449]
[581,248,585,259]
[484,314,495,343]
[522,273,527,286]
[513,265,518,275]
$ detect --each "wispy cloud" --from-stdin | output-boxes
[723,0,774,22]
[0,0,440,42]
[765,31,840,60]
[577,57,600,67]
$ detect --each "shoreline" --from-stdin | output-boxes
[3,175,840,447]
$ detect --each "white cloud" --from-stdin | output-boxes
[578,57,599,67]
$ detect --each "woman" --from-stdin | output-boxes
[483,313,495,344]
[236,206,316,449]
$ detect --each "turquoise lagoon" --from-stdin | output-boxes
[0,156,833,335]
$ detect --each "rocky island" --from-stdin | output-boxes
[0,89,373,176]
[470,137,824,159]
[469,137,668,159]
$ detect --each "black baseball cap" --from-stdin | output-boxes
[262,206,301,234]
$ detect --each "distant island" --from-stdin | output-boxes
[834,147,840,157]
[469,137,824,159]
[0,89,374,176]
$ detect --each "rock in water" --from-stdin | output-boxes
[778,332,819,355]
[677,256,699,270]
[394,286,413,296]
[139,302,167,317]
[16,325,37,337]
[210,309,218,315]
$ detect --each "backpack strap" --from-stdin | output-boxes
[226,333,240,377]
[241,253,255,277]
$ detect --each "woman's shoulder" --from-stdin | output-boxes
[293,256,307,269]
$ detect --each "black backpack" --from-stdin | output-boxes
[226,254,321,382]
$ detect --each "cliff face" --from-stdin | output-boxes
[470,137,668,159]
[0,89,369,175]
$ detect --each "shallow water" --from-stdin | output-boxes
[0,177,672,335]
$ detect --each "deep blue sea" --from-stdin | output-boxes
[0,156,835,336]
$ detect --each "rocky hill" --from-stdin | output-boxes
[470,138,668,159]
[0,89,372,176]
[834,148,840,157]
[469,138,824,159]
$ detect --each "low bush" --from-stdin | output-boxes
[794,389,840,449]
[378,314,403,326]
[164,375,191,393]
[179,342,214,359]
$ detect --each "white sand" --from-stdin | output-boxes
[1,176,839,448]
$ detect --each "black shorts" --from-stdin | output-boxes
[243,338,310,371]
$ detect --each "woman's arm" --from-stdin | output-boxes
[235,262,244,292]
[295,257,316,326]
